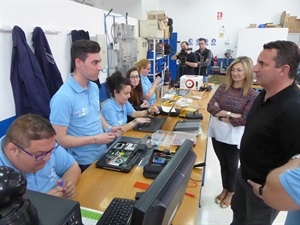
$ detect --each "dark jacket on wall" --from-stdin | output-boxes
[11,25,50,118]
[32,27,63,98]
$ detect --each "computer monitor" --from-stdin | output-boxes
[130,139,196,225]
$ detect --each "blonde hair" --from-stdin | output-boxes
[225,56,254,96]
[135,59,150,72]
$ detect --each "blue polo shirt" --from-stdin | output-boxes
[0,136,75,193]
[101,97,135,126]
[280,168,300,225]
[50,74,107,165]
[140,75,156,105]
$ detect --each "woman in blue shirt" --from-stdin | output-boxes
[101,71,159,132]
[135,59,161,105]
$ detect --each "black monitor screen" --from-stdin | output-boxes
[130,139,196,225]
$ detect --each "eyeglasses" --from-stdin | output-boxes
[129,75,140,79]
[13,141,60,161]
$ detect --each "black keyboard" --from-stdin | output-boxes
[96,197,135,225]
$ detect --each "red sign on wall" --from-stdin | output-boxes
[217,12,223,20]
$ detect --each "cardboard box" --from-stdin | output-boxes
[139,20,164,38]
[293,19,300,33]
[280,11,290,27]
[164,28,170,39]
[180,75,203,90]
[288,16,297,32]
[147,10,166,20]
[248,24,257,28]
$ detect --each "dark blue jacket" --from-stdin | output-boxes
[32,27,63,98]
[11,26,50,118]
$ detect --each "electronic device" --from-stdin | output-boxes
[95,136,145,173]
[173,120,201,131]
[133,117,166,133]
[96,139,196,225]
[24,190,82,225]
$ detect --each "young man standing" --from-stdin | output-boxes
[50,40,123,172]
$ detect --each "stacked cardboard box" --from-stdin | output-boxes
[280,11,300,33]
[139,10,170,39]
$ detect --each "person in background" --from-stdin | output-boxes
[171,41,197,78]
[221,49,234,71]
[0,114,81,199]
[248,155,300,225]
[230,40,300,225]
[135,59,161,106]
[126,67,150,122]
[207,56,258,208]
[194,38,213,82]
[50,40,123,173]
[101,71,159,132]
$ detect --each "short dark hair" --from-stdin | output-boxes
[71,40,101,69]
[180,41,189,46]
[106,71,131,97]
[198,38,207,43]
[3,114,56,148]
[263,40,300,79]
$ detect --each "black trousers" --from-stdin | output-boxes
[231,169,279,225]
[211,137,239,192]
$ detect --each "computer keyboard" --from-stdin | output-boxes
[96,197,135,225]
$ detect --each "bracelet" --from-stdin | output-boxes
[105,126,112,133]
[94,135,97,144]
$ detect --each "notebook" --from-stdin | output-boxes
[173,120,201,131]
[95,136,145,173]
[133,117,167,133]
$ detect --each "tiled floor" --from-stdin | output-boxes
[196,138,287,225]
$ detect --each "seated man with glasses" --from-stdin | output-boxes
[0,114,81,199]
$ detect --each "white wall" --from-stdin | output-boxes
[98,0,300,57]
[0,0,138,124]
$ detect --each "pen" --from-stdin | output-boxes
[59,180,64,187]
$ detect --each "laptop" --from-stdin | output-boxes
[133,117,167,133]
[95,136,146,173]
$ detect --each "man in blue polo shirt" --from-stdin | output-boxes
[0,114,81,198]
[50,40,123,172]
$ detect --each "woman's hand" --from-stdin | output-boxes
[149,105,160,114]
[135,117,151,124]
[140,100,149,108]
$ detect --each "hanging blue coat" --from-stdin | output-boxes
[32,27,63,98]
[10,25,50,118]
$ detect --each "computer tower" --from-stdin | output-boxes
[24,190,82,225]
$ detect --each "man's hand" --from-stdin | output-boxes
[61,179,77,199]
[247,179,263,199]
[110,126,124,138]
[95,133,116,144]
[47,181,65,198]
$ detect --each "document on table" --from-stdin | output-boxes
[81,206,103,225]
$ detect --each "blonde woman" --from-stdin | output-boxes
[135,59,161,105]
[207,56,258,208]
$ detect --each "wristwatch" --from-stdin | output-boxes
[226,111,232,117]
[259,184,264,198]
[291,154,300,160]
